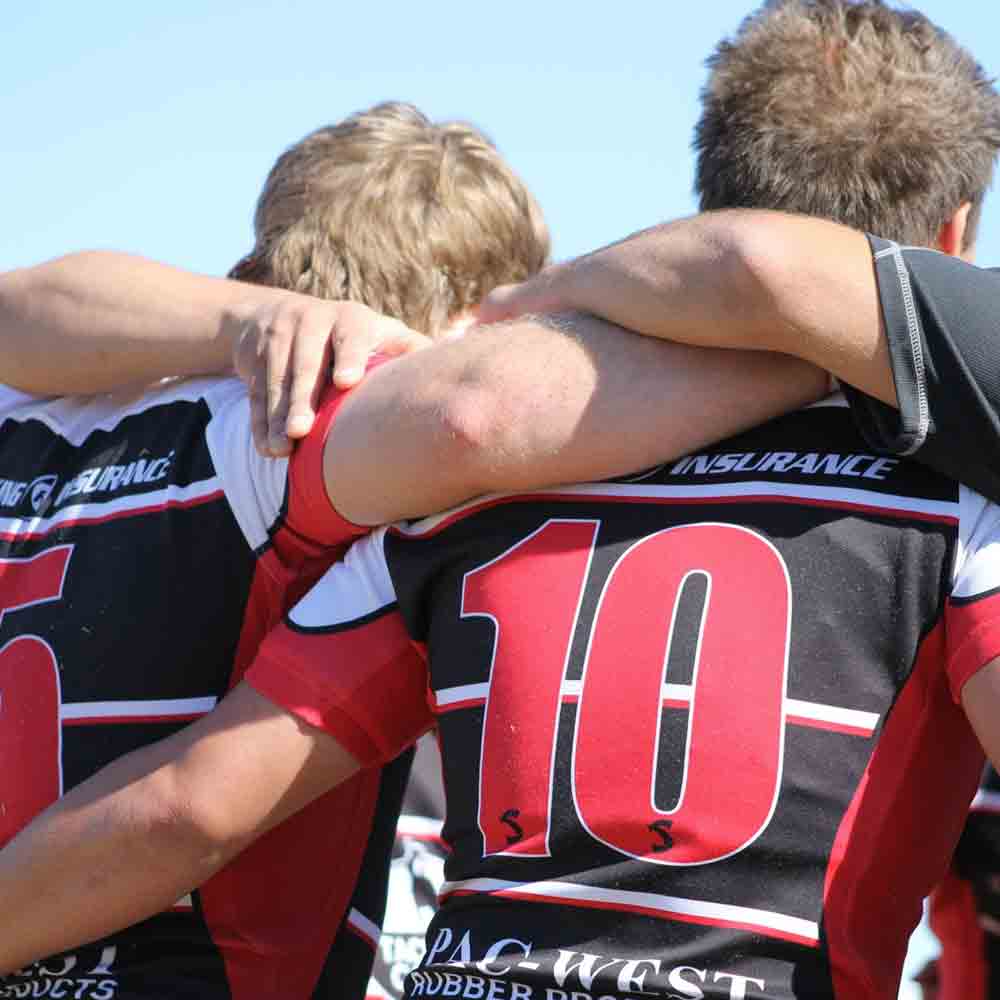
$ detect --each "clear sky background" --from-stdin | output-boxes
[6,2,1000,996]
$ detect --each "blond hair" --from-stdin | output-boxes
[230,102,549,334]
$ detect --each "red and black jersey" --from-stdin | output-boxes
[363,737,449,1000]
[249,397,1000,1000]
[931,765,1000,999]
[0,377,397,1000]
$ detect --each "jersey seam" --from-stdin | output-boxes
[888,243,930,455]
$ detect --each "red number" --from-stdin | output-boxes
[463,520,600,857]
[463,520,790,865]
[0,546,73,845]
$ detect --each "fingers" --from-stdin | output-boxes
[477,283,522,324]
[479,265,572,325]
[285,320,332,441]
[233,296,431,456]
[329,304,377,389]
[246,372,271,458]
[234,323,274,457]
[329,309,428,389]
[264,320,296,458]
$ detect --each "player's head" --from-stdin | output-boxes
[229,101,550,334]
[695,0,1000,257]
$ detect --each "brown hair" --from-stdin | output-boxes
[695,0,1000,247]
[230,102,549,334]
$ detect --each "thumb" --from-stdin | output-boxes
[478,282,529,324]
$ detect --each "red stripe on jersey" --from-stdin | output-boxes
[345,920,378,951]
[822,619,985,999]
[946,589,1000,701]
[0,489,225,542]
[61,712,208,726]
[247,613,433,768]
[396,490,956,539]
[930,867,987,1000]
[433,696,486,714]
[784,715,875,738]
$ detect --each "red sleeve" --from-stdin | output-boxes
[245,609,433,768]
[284,357,394,547]
[946,591,1000,702]
[930,866,987,1000]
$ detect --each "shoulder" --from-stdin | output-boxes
[0,375,245,441]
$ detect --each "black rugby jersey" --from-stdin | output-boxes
[363,738,449,1000]
[841,236,1000,503]
[0,378,398,1000]
[250,396,1000,1000]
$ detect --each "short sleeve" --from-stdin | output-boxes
[205,379,366,551]
[841,238,1000,503]
[245,530,434,766]
[945,487,1000,700]
[284,383,369,548]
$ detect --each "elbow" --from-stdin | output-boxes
[136,766,251,881]
[436,379,520,489]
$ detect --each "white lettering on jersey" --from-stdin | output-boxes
[669,450,900,481]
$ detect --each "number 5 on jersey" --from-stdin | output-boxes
[0,546,73,845]
[462,520,790,866]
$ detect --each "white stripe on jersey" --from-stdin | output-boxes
[347,907,382,947]
[288,528,394,629]
[398,480,959,539]
[61,696,218,723]
[396,814,445,839]
[0,377,238,447]
[0,478,224,540]
[438,877,819,945]
[783,698,879,735]
[432,682,878,736]
[971,789,1000,814]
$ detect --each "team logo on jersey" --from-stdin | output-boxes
[28,474,57,515]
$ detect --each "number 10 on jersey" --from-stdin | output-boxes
[462,519,791,866]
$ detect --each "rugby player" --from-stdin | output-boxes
[5,2,1000,998]
[0,102,826,999]
[0,100,566,999]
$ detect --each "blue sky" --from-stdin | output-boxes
[6,3,999,995]
[5,2,1000,274]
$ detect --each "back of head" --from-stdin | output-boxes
[695,0,1000,247]
[230,102,549,334]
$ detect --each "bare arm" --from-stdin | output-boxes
[481,210,895,406]
[0,252,255,393]
[0,253,419,400]
[962,661,1000,773]
[322,312,828,525]
[0,683,358,975]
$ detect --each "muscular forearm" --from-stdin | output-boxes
[0,252,281,394]
[0,685,357,974]
[490,210,894,405]
[0,742,232,974]
[326,312,828,525]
